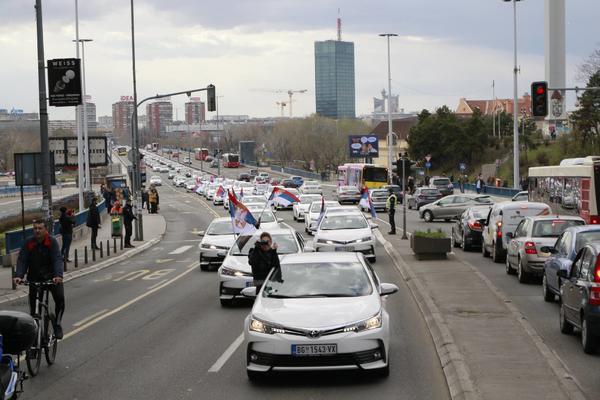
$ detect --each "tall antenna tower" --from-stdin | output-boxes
[337,8,342,41]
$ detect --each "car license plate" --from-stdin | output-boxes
[292,344,337,356]
[245,281,252,287]
[335,246,353,252]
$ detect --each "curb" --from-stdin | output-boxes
[0,219,167,306]
[374,230,481,400]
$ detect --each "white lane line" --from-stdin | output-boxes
[148,279,168,290]
[73,309,109,327]
[208,333,245,373]
[169,245,193,255]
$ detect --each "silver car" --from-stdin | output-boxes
[419,194,493,222]
[198,218,236,271]
[505,215,585,283]
[336,185,361,204]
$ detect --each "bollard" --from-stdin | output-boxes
[107,239,110,256]
[74,249,79,268]
[120,236,123,250]
[100,242,104,258]
[92,246,96,262]
[84,246,88,265]
[113,238,117,254]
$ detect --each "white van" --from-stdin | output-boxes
[481,201,551,263]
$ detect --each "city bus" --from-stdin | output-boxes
[117,146,128,156]
[222,153,240,168]
[194,148,209,161]
[337,163,388,190]
[528,156,600,224]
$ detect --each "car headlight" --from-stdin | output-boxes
[220,266,252,277]
[354,236,372,243]
[316,239,335,244]
[343,312,382,333]
[201,244,217,250]
[249,318,285,334]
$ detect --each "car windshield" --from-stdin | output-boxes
[310,202,337,213]
[473,196,492,203]
[231,233,298,255]
[320,215,368,230]
[246,210,275,223]
[300,195,321,204]
[263,262,373,298]
[207,221,233,235]
[575,231,600,252]
[532,220,584,237]
[433,179,450,186]
[371,191,387,199]
[340,186,358,192]
[243,196,264,203]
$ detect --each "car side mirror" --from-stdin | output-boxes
[304,244,315,253]
[506,232,513,239]
[277,218,284,223]
[241,287,257,298]
[370,223,379,230]
[478,218,487,226]
[380,283,399,296]
[557,270,568,279]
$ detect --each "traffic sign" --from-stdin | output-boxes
[459,163,466,171]
[425,161,432,169]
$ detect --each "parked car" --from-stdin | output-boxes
[429,176,454,196]
[242,252,397,380]
[542,226,600,302]
[419,194,493,222]
[336,185,361,204]
[451,205,492,251]
[407,187,443,210]
[558,243,600,353]
[198,217,235,271]
[512,191,529,202]
[505,216,585,283]
[480,201,552,263]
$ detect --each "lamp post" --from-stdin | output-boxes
[73,0,84,211]
[504,0,521,189]
[216,95,224,177]
[130,0,143,240]
[73,38,93,191]
[379,33,397,184]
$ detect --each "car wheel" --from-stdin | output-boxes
[452,228,460,248]
[462,232,470,251]
[559,303,574,334]
[482,241,490,258]
[517,258,529,283]
[491,242,502,263]
[293,215,297,221]
[582,316,597,354]
[423,210,433,222]
[408,202,412,210]
[505,256,515,275]
[200,256,209,272]
[542,273,555,302]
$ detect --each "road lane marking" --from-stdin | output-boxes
[142,269,176,280]
[113,269,150,281]
[208,333,244,373]
[63,261,199,341]
[73,309,109,327]
[169,245,192,255]
[148,279,168,290]
[155,258,175,264]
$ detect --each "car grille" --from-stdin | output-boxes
[250,344,386,367]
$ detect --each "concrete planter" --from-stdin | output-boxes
[410,235,451,260]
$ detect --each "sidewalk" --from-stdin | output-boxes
[0,212,166,303]
[375,230,585,400]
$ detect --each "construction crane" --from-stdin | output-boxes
[275,100,292,118]
[250,89,308,118]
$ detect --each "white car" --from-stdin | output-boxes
[206,184,219,200]
[304,200,341,234]
[299,182,323,195]
[198,217,236,271]
[167,171,175,179]
[253,184,268,196]
[160,166,169,173]
[240,195,267,205]
[152,165,161,172]
[245,205,283,230]
[293,194,322,222]
[273,188,300,210]
[242,252,398,380]
[217,228,305,306]
[312,209,377,262]
[185,180,197,192]
[149,175,162,186]
[173,175,186,187]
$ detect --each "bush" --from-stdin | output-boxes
[413,229,447,239]
[536,151,549,165]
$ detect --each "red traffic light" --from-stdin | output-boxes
[536,86,545,95]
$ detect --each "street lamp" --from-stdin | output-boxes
[379,33,398,184]
[73,38,93,191]
[504,0,522,189]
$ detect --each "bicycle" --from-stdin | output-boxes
[23,282,59,377]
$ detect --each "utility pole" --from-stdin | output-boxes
[379,33,398,184]
[130,0,143,240]
[35,0,53,228]
[74,0,84,211]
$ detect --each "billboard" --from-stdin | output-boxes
[348,135,379,158]
[49,136,108,167]
[14,153,56,186]
[47,58,82,107]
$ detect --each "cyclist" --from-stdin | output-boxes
[13,220,65,339]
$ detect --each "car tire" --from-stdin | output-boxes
[293,215,297,221]
[452,228,460,248]
[505,256,515,275]
[517,258,529,283]
[462,232,470,251]
[542,273,555,302]
[582,316,597,354]
[423,211,433,222]
[482,241,490,258]
[559,303,574,334]
[491,242,502,263]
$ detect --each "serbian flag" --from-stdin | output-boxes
[268,187,300,207]
[368,191,377,219]
[215,185,225,199]
[228,190,258,235]
[316,196,326,226]
[358,187,370,210]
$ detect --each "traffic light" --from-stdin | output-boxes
[207,84,216,112]
[394,155,413,175]
[531,81,548,117]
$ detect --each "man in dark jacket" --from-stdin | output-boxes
[123,199,137,248]
[59,207,75,262]
[102,186,113,214]
[86,198,101,250]
[14,220,65,339]
[248,232,280,290]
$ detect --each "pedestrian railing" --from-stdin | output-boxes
[453,182,520,198]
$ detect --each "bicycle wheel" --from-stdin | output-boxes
[44,312,58,365]
[26,320,42,377]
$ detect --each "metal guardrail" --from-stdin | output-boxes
[270,165,324,181]
[453,182,520,198]
[0,186,43,198]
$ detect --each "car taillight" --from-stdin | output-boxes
[467,220,482,231]
[496,221,502,238]
[591,215,600,224]
[524,241,537,255]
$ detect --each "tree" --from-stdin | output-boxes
[577,48,600,82]
[571,71,600,153]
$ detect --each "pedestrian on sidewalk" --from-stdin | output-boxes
[123,199,137,248]
[476,174,484,194]
[13,220,65,339]
[148,186,159,214]
[248,232,280,291]
[141,185,148,210]
[386,188,397,235]
[110,200,123,215]
[86,197,101,250]
[59,207,75,262]
[102,186,113,214]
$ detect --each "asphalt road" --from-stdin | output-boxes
[4,167,450,400]
[0,186,85,220]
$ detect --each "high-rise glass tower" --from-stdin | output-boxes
[314,40,356,119]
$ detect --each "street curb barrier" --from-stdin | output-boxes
[374,230,481,400]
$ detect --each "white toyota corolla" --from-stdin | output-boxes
[293,194,322,222]
[198,217,235,271]
[242,252,398,380]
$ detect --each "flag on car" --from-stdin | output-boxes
[368,191,377,219]
[215,185,225,199]
[268,187,300,207]
[316,196,326,226]
[228,190,258,235]
[358,186,369,210]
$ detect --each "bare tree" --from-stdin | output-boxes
[577,48,600,82]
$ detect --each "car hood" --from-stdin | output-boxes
[222,254,252,273]
[316,228,371,242]
[254,295,380,329]
[200,234,235,248]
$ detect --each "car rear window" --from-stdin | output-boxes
[433,179,450,185]
[532,220,584,237]
[421,189,439,195]
[576,231,600,252]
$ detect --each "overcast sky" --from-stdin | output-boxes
[1,0,598,121]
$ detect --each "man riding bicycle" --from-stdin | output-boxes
[13,220,65,339]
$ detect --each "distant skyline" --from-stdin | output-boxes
[1,0,599,121]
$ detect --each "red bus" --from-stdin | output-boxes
[222,153,240,168]
[194,148,209,161]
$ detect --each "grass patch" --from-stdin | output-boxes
[413,229,448,239]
